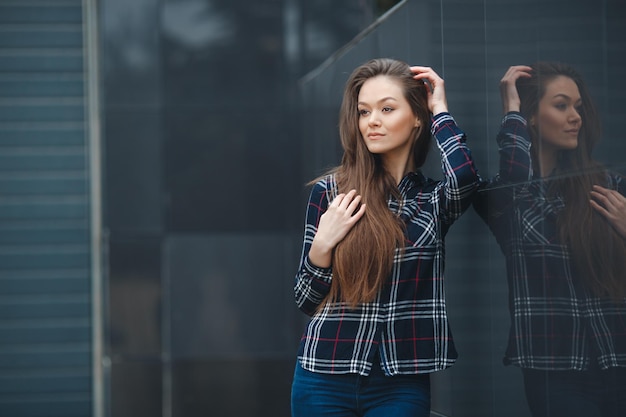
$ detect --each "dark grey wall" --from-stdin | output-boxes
[101,1,378,416]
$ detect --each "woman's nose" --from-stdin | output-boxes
[368,112,381,126]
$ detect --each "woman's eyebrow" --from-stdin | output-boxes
[358,96,399,105]
[550,93,580,101]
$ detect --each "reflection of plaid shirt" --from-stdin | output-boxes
[474,112,626,371]
[294,113,480,376]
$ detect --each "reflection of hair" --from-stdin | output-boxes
[326,58,431,307]
[517,61,626,299]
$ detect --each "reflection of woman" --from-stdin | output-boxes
[291,58,480,417]
[475,62,626,416]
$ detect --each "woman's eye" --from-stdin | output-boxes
[358,109,369,116]
[554,103,567,110]
[382,107,393,112]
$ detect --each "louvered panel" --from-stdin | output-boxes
[0,345,90,368]
[0,149,86,171]
[0,267,88,289]
[0,200,88,220]
[0,245,89,270]
[0,0,92,416]
[0,99,84,122]
[0,220,88,242]
[0,399,90,417]
[0,4,83,24]
[0,172,87,195]
[0,293,89,317]
[0,125,85,146]
[0,73,83,97]
[0,368,90,393]
[0,50,83,72]
[0,25,83,48]
[0,325,90,344]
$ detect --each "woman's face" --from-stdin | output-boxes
[534,75,582,153]
[357,75,420,161]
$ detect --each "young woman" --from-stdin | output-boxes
[291,58,480,417]
[475,62,626,416]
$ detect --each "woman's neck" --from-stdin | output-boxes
[538,149,558,178]
[384,157,414,184]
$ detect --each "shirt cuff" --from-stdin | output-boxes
[430,112,454,133]
[304,255,333,284]
[502,111,527,126]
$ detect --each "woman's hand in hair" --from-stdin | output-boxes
[590,185,626,238]
[308,190,366,268]
[410,66,448,115]
[500,65,533,114]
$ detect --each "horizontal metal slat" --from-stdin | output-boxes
[0,370,90,393]
[0,276,89,295]
[0,226,89,245]
[0,49,83,72]
[0,4,82,25]
[0,152,86,171]
[0,248,89,270]
[0,176,87,195]
[0,397,90,417]
[0,101,84,122]
[0,125,85,145]
[0,325,91,345]
[0,73,83,96]
[0,26,83,48]
[0,325,90,344]
[0,317,90,329]
[0,267,88,280]
[0,352,90,369]
[0,201,88,220]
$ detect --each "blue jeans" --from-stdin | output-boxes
[522,365,626,417]
[291,360,431,417]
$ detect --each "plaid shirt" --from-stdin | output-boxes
[474,112,626,371]
[294,113,480,376]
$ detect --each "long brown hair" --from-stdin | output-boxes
[517,61,626,299]
[323,58,431,308]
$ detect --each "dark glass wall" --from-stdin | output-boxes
[101,1,381,416]
[101,0,626,416]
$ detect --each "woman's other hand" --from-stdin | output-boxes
[308,190,366,268]
[590,185,626,238]
[500,65,533,114]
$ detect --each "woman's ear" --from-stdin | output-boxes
[413,123,423,141]
[414,118,421,128]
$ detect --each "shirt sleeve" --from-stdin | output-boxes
[431,112,481,225]
[497,112,533,183]
[473,112,533,223]
[294,179,333,316]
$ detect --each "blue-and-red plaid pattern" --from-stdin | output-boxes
[294,113,480,376]
[474,112,626,371]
